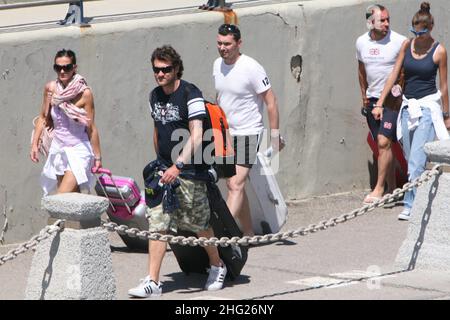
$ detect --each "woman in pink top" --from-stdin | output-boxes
[30,49,102,195]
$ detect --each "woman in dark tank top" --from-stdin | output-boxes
[374,2,450,220]
[403,40,439,99]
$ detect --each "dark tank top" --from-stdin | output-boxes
[403,41,439,99]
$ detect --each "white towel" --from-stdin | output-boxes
[405,98,422,131]
[397,91,449,141]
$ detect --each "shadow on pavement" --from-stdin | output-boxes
[161,271,251,295]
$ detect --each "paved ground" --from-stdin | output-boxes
[1,190,450,300]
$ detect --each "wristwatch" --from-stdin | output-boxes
[175,161,184,170]
[443,111,449,119]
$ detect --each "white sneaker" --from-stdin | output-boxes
[398,208,411,221]
[128,276,162,298]
[205,263,227,291]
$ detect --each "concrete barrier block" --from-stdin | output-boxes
[424,140,450,164]
[395,173,450,271]
[25,228,116,300]
[41,193,109,221]
[26,193,116,300]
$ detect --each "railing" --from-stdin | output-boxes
[0,0,236,27]
[0,0,232,11]
[0,0,80,10]
[0,0,85,25]
[199,0,232,11]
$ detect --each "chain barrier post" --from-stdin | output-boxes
[101,163,441,247]
[25,193,116,300]
[99,148,443,248]
[395,140,450,271]
[59,1,86,25]
[199,0,232,11]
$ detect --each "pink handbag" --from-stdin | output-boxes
[31,116,53,157]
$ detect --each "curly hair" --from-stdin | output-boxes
[151,45,184,79]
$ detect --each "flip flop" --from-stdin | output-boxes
[363,194,382,204]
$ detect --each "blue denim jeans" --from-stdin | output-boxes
[401,107,436,209]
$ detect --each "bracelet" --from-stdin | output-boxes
[443,111,449,119]
[270,129,280,138]
[94,156,102,161]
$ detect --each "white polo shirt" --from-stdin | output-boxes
[213,54,271,136]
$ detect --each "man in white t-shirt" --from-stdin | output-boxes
[356,4,406,204]
[213,23,284,236]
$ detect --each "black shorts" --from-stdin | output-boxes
[232,134,261,168]
[365,98,398,142]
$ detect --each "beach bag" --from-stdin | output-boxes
[31,116,53,158]
[183,84,236,178]
[31,82,56,158]
[203,101,236,178]
[169,181,248,280]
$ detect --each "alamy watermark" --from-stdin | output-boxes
[66,265,81,291]
[366,265,382,290]
[169,128,284,175]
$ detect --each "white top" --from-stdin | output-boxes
[213,54,271,136]
[397,91,449,141]
[356,30,406,98]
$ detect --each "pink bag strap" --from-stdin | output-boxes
[44,81,57,117]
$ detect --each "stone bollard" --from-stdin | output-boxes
[395,140,450,271]
[25,193,116,300]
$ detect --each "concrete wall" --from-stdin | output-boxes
[1,0,450,242]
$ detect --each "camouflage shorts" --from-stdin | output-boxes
[146,177,210,234]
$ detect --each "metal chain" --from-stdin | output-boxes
[103,164,443,247]
[0,164,441,266]
[0,219,65,267]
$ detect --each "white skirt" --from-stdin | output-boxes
[41,140,94,196]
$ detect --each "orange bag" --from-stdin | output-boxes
[203,102,236,178]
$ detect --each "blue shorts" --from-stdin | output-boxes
[365,98,398,142]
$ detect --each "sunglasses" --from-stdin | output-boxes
[218,23,241,37]
[410,28,429,37]
[152,66,174,74]
[53,63,74,72]
[219,24,239,33]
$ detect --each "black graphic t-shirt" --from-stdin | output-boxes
[149,80,206,170]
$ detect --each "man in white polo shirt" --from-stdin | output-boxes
[356,4,406,203]
[213,23,284,236]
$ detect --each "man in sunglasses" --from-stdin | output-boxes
[356,5,407,204]
[213,24,284,236]
[128,45,227,298]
